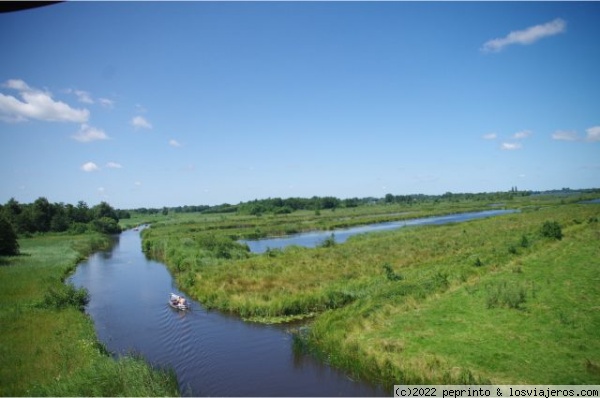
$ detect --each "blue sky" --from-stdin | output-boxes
[1,2,599,209]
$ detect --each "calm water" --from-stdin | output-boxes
[581,198,600,204]
[69,229,387,396]
[241,209,518,253]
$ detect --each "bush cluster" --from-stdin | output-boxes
[540,221,563,240]
[39,283,90,311]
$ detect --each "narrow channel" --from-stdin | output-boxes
[69,229,387,396]
[241,209,518,253]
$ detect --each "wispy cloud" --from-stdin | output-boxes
[81,161,100,172]
[586,126,600,142]
[72,123,109,142]
[513,130,532,140]
[482,18,566,53]
[551,126,600,142]
[98,98,114,108]
[131,115,152,129]
[0,79,89,123]
[482,133,497,140]
[69,89,94,104]
[169,139,182,147]
[106,162,122,169]
[500,142,522,151]
[552,130,579,141]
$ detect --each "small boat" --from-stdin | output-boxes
[169,293,190,310]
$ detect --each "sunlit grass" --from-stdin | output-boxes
[0,234,179,396]
[302,206,600,388]
[141,198,600,389]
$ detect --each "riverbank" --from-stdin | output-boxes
[142,200,600,389]
[301,204,600,388]
[0,233,179,396]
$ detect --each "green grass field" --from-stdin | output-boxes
[0,234,179,396]
[304,208,600,387]
[141,198,600,390]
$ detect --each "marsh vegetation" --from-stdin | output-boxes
[140,193,600,389]
[2,191,599,394]
[0,234,179,396]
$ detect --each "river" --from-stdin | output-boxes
[241,209,517,253]
[69,209,517,395]
[69,229,387,396]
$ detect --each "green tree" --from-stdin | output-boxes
[32,197,53,232]
[320,196,340,210]
[74,201,91,223]
[92,217,121,234]
[0,216,19,255]
[50,210,70,232]
[92,202,119,222]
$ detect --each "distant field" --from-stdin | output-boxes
[141,196,600,388]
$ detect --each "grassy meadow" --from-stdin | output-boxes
[140,195,600,389]
[0,233,179,396]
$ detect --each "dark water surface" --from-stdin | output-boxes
[241,209,518,253]
[70,229,387,396]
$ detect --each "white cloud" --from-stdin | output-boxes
[81,162,100,172]
[482,18,566,53]
[501,142,522,151]
[72,124,109,142]
[5,79,30,91]
[513,130,532,139]
[131,115,152,129]
[586,126,600,142]
[169,139,182,147]
[0,79,89,123]
[98,98,114,108]
[552,130,579,141]
[482,133,497,140]
[106,162,122,169]
[71,89,94,104]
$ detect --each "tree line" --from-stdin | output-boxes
[0,197,126,236]
[138,190,537,218]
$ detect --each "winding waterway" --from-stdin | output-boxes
[69,229,387,396]
[241,209,517,253]
[69,209,517,395]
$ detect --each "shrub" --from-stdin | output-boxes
[486,281,527,310]
[92,217,121,234]
[319,233,336,248]
[473,257,483,267]
[383,263,403,281]
[39,283,90,310]
[0,216,19,256]
[540,221,563,240]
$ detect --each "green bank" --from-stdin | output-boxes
[0,233,179,396]
[142,199,600,389]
